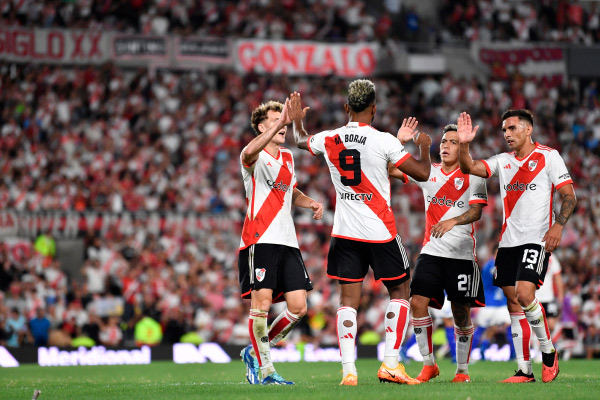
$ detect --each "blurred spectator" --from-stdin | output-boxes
[5,308,28,347]
[134,315,162,346]
[99,317,123,347]
[29,307,51,346]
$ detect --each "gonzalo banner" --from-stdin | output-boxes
[235,40,378,77]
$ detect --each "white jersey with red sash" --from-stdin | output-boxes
[239,147,298,250]
[401,164,488,260]
[307,122,410,242]
[481,143,573,248]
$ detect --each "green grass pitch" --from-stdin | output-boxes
[2,359,600,399]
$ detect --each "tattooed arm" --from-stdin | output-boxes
[543,183,577,252]
[430,203,484,238]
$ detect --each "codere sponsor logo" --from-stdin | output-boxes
[426,195,464,208]
[267,180,290,192]
[503,180,536,191]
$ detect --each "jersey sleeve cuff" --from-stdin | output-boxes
[469,199,488,206]
[394,153,411,168]
[481,160,492,178]
[242,159,257,168]
[555,179,573,190]
[306,136,316,156]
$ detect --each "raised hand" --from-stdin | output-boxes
[278,98,292,126]
[397,117,419,144]
[457,112,479,144]
[414,131,432,148]
[288,92,310,122]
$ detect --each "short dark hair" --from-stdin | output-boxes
[347,79,376,112]
[443,124,458,133]
[250,101,283,135]
[501,109,534,128]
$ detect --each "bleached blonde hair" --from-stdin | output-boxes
[347,79,376,112]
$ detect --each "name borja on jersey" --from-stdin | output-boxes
[308,122,411,242]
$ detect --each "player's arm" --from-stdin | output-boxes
[396,131,431,182]
[457,112,488,178]
[542,183,576,252]
[242,98,291,166]
[388,162,406,181]
[292,188,324,220]
[289,91,312,151]
[430,203,485,238]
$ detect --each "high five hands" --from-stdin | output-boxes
[288,92,310,122]
[457,112,479,144]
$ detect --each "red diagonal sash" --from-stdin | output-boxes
[324,135,397,238]
[500,152,546,239]
[241,152,293,248]
[423,172,470,246]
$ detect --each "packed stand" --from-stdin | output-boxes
[438,0,600,44]
[0,0,424,43]
[0,61,599,358]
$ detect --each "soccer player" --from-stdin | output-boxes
[457,110,577,383]
[238,99,324,385]
[290,79,431,386]
[389,124,487,383]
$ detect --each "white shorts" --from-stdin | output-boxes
[475,306,510,328]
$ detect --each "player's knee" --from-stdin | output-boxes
[255,298,272,312]
[515,289,534,307]
[410,296,428,313]
[287,303,307,317]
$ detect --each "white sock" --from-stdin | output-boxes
[454,324,474,374]
[510,311,532,375]
[337,307,357,376]
[413,315,435,366]
[249,309,274,377]
[523,298,555,354]
[383,299,410,368]
[249,309,301,357]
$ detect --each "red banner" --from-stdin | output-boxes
[0,27,108,63]
[235,40,378,77]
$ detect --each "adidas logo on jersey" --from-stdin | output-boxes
[504,164,511,169]
[429,177,436,182]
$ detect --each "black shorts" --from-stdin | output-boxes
[326,235,410,288]
[411,253,485,310]
[238,244,312,302]
[494,244,549,289]
[541,301,560,318]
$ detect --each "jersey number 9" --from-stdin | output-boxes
[339,149,361,186]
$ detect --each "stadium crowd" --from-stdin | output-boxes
[1,0,599,44]
[0,58,599,358]
[0,0,599,360]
